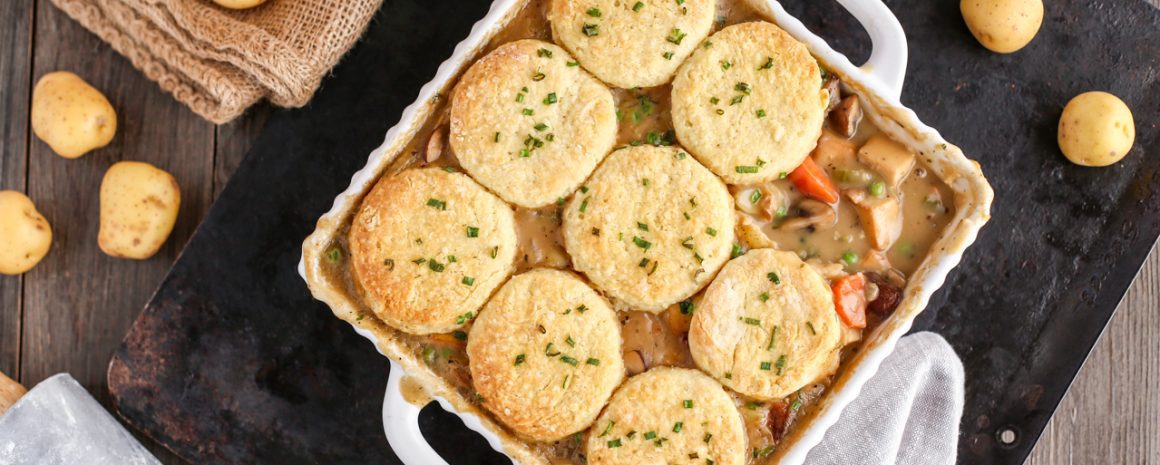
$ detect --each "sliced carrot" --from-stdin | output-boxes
[787,156,840,204]
[429,332,467,346]
[832,273,867,329]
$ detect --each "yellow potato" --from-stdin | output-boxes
[31,72,117,159]
[212,0,268,9]
[961,0,1044,53]
[98,162,181,260]
[1058,92,1136,167]
[0,191,52,275]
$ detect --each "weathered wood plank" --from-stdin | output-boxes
[20,0,215,401]
[0,0,33,380]
[1026,245,1160,464]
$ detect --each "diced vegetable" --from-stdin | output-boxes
[857,134,916,187]
[830,95,863,137]
[787,157,839,204]
[832,273,868,329]
[810,128,857,170]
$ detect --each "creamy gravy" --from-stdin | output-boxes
[319,0,956,463]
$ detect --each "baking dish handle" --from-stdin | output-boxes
[833,0,909,98]
[383,361,453,465]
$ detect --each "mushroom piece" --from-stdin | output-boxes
[624,350,647,376]
[845,188,902,251]
[823,75,842,113]
[779,199,837,231]
[425,126,447,164]
[866,272,903,316]
[829,95,863,137]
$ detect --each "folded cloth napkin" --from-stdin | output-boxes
[51,0,384,124]
[806,331,965,465]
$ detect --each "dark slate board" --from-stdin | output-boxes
[107,1,1160,464]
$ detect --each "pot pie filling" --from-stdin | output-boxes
[320,0,957,463]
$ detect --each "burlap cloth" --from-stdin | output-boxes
[52,0,384,124]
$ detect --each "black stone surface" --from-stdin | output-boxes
[108,1,1159,464]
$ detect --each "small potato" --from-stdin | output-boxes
[961,0,1044,53]
[0,191,52,275]
[31,72,117,159]
[1058,91,1136,167]
[212,0,268,9]
[98,162,181,260]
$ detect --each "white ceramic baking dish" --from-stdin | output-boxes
[299,1,994,464]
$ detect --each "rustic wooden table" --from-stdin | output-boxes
[0,1,1156,464]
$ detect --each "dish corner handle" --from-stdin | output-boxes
[383,361,450,465]
[836,0,909,98]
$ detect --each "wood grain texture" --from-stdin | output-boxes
[0,0,32,381]
[20,0,214,393]
[1025,246,1160,464]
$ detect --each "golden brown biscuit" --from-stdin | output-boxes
[689,249,842,400]
[348,168,517,335]
[548,0,715,88]
[671,22,828,185]
[468,269,625,441]
[562,145,734,312]
[585,367,747,465]
[450,39,617,208]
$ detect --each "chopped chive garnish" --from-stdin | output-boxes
[632,1,644,11]
[735,165,759,174]
[681,237,694,249]
[715,109,725,115]
[560,355,579,366]
[412,258,426,265]
[489,246,499,259]
[759,56,774,70]
[768,272,781,284]
[545,342,561,356]
[683,400,693,409]
[779,171,788,179]
[721,60,732,70]
[566,60,579,67]
[516,93,525,103]
[562,374,571,389]
[582,24,599,37]
[447,255,457,263]
[462,276,475,286]
[679,299,694,315]
[494,132,501,142]
[749,190,762,204]
[704,40,713,48]
[756,109,767,118]
[579,197,590,213]
[731,243,744,258]
[632,236,653,250]
[759,292,770,302]
[725,372,733,379]
[466,226,480,238]
[775,206,788,218]
[710,96,720,105]
[666,28,688,45]
[639,258,650,268]
[599,421,615,437]
[742,317,761,326]
[642,178,651,187]
[627,430,637,439]
[426,198,447,210]
[577,304,588,313]
[607,439,622,448]
[683,212,691,220]
[663,52,674,60]
[384,258,395,270]
[644,431,657,440]
[580,185,589,193]
[586,7,602,17]
[441,166,457,173]
[586,357,600,366]
[534,122,548,131]
[673,422,683,433]
[537,48,553,58]
[806,321,817,335]
[705,227,718,237]
[557,197,566,206]
[776,355,787,375]
[760,361,772,371]
[703,433,713,443]
[532,72,546,81]
[326,247,342,263]
[544,92,558,105]
[767,325,779,350]
[565,335,575,347]
[756,158,767,167]
[428,260,445,272]
[522,108,534,116]
[638,222,649,231]
[514,354,526,365]
[735,82,752,94]
[677,151,687,160]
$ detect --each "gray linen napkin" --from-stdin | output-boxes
[805,331,965,465]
